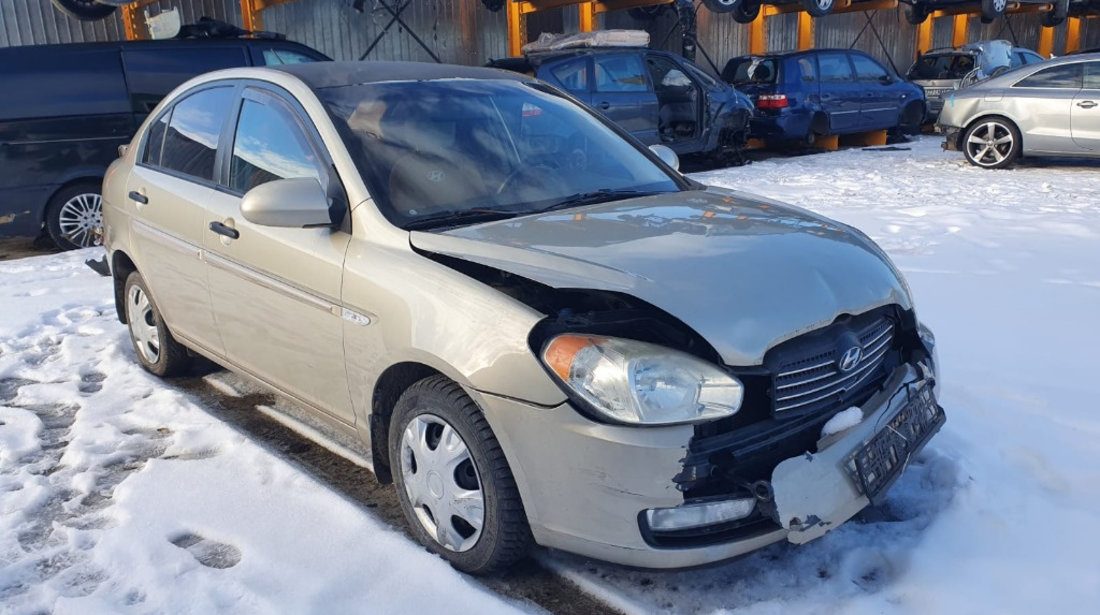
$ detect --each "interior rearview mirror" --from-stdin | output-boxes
[649,144,680,172]
[240,177,333,228]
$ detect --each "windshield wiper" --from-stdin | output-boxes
[534,189,666,214]
[404,208,518,231]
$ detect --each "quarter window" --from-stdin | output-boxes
[1014,64,1083,89]
[159,86,234,182]
[142,111,169,166]
[229,97,322,193]
[818,53,854,82]
[594,55,649,92]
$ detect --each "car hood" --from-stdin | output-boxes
[410,187,912,366]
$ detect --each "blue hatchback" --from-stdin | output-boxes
[722,50,926,144]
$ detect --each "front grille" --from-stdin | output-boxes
[924,87,952,99]
[772,316,894,416]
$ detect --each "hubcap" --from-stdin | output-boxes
[58,192,103,248]
[994,0,1006,11]
[966,122,1013,167]
[400,414,485,552]
[126,285,161,364]
[818,0,833,9]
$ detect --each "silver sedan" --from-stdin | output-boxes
[938,53,1100,168]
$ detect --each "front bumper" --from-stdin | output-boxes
[478,361,943,568]
[940,125,962,151]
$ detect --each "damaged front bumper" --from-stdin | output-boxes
[940,126,962,151]
[477,361,943,569]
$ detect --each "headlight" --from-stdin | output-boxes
[541,334,743,426]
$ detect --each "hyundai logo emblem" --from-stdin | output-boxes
[838,346,862,372]
[427,169,445,183]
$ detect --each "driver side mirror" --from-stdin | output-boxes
[879,74,895,85]
[241,177,334,228]
[649,144,680,172]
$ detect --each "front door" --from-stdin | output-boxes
[203,85,354,423]
[1072,61,1100,151]
[591,53,660,144]
[849,53,899,131]
[125,84,236,356]
[815,52,861,133]
[644,53,703,148]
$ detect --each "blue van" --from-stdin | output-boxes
[722,50,926,144]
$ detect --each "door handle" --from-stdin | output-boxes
[128,191,148,204]
[1078,100,1098,109]
[597,102,611,110]
[208,221,239,240]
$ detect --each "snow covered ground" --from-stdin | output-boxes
[2,136,1099,613]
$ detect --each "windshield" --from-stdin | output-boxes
[907,54,976,80]
[319,79,680,229]
[722,57,779,85]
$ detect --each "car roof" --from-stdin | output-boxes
[0,37,317,55]
[729,48,872,61]
[272,60,529,89]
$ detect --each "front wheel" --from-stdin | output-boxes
[50,0,115,21]
[124,272,191,377]
[962,117,1020,169]
[803,0,835,17]
[389,376,531,574]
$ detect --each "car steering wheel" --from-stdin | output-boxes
[495,164,561,196]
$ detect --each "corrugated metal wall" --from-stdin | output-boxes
[2,1,1097,66]
[261,0,509,64]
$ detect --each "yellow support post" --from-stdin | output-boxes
[1038,23,1054,57]
[749,12,766,55]
[579,2,596,32]
[797,12,813,51]
[121,0,159,40]
[507,1,526,57]
[1065,17,1081,54]
[916,18,934,57]
[240,0,262,32]
[951,14,968,47]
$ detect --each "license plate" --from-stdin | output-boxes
[850,383,945,504]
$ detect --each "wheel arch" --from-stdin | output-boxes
[111,250,138,324]
[368,361,449,484]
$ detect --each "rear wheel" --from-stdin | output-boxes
[803,0,835,17]
[45,183,103,250]
[123,272,191,377]
[1040,0,1068,27]
[732,1,761,23]
[50,0,115,21]
[905,3,929,25]
[389,376,531,574]
[981,0,1007,23]
[962,117,1020,169]
[702,0,741,14]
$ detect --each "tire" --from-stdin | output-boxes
[1040,0,1068,27]
[803,0,836,17]
[899,101,926,136]
[702,0,742,14]
[732,1,761,23]
[981,0,1007,23]
[389,376,531,575]
[481,0,505,11]
[45,182,103,250]
[123,272,191,377]
[905,3,929,25]
[50,0,116,21]
[962,116,1020,169]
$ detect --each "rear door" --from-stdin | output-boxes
[591,53,660,144]
[816,52,860,133]
[126,84,237,356]
[849,53,899,131]
[1010,63,1082,152]
[203,84,354,423]
[1072,61,1100,151]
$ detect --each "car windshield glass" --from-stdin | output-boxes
[908,54,976,80]
[722,58,779,85]
[319,79,680,229]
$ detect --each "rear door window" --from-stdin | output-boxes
[158,86,235,182]
[1014,64,1083,89]
[548,58,589,93]
[229,94,323,193]
[594,55,649,92]
[123,47,248,113]
[142,112,170,166]
[260,48,322,65]
[818,53,854,82]
[1,48,128,121]
[1084,62,1100,89]
[796,57,816,82]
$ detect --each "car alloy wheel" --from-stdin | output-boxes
[50,0,116,21]
[57,192,103,249]
[803,0,835,17]
[399,413,485,552]
[963,119,1019,169]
